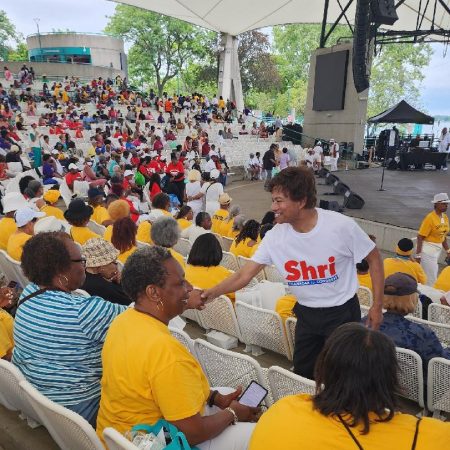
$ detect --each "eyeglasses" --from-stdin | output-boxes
[71,258,87,266]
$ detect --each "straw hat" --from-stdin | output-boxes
[83,238,119,268]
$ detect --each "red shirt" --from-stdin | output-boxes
[166,161,184,182]
[150,182,162,201]
[65,171,81,189]
[153,140,164,151]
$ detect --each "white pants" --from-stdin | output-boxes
[330,157,339,172]
[421,242,442,286]
[197,387,256,450]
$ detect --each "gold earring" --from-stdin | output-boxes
[156,299,164,311]
[59,275,69,288]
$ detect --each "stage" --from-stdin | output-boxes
[229,167,450,231]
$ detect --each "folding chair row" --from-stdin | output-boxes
[0,249,30,288]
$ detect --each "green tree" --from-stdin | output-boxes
[8,42,28,61]
[105,5,213,96]
[0,10,21,61]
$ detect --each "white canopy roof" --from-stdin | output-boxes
[111,0,450,37]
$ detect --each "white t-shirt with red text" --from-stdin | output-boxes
[252,208,375,307]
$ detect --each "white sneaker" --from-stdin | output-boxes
[443,167,448,171]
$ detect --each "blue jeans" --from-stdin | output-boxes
[66,396,100,427]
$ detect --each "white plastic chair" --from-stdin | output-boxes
[0,249,20,284]
[263,265,284,284]
[267,366,315,402]
[0,360,41,428]
[407,316,450,347]
[220,251,239,272]
[103,428,140,450]
[428,303,450,326]
[285,317,297,358]
[237,256,265,282]
[169,326,197,356]
[395,347,425,409]
[173,238,191,257]
[87,220,106,236]
[357,286,373,307]
[197,295,241,339]
[4,252,30,288]
[221,236,233,252]
[19,380,104,450]
[427,357,450,418]
[73,180,90,198]
[193,339,271,406]
[235,301,292,360]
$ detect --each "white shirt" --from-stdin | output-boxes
[252,208,375,307]
[330,143,339,158]
[313,145,323,157]
[438,133,450,153]
[305,152,321,169]
[204,159,216,173]
[186,181,202,212]
[181,225,211,245]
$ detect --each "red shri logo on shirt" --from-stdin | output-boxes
[284,257,339,286]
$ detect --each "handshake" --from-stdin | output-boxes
[184,288,216,311]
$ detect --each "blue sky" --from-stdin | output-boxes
[3,0,449,116]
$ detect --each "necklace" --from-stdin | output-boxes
[133,306,168,325]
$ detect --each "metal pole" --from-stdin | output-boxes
[320,0,330,48]
[34,18,43,62]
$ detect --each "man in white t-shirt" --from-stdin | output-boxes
[329,139,339,172]
[202,166,383,379]
[438,128,450,171]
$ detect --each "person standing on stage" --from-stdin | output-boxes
[329,139,339,171]
[438,128,450,171]
[201,167,384,379]
[415,193,450,286]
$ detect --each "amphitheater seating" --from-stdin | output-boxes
[427,357,450,417]
[267,366,315,402]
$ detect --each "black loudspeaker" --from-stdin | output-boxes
[318,167,329,178]
[352,0,371,93]
[344,191,365,209]
[282,124,303,145]
[333,181,351,195]
[320,199,341,212]
[371,0,399,25]
[325,173,339,185]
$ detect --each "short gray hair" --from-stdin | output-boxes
[121,246,172,302]
[229,205,241,218]
[232,214,246,232]
[24,180,42,198]
[151,216,180,248]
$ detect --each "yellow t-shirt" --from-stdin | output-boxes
[7,232,31,261]
[218,99,225,109]
[91,205,110,225]
[185,264,234,300]
[103,225,113,242]
[249,394,450,450]
[418,211,449,244]
[96,309,210,440]
[357,272,373,292]
[0,309,14,359]
[434,266,450,293]
[41,204,65,221]
[70,226,100,245]
[0,217,17,251]
[219,218,234,238]
[117,246,137,264]
[384,257,427,285]
[211,208,229,234]
[177,218,192,231]
[170,248,185,269]
[136,221,153,244]
[228,228,239,239]
[230,237,259,259]
[275,295,297,324]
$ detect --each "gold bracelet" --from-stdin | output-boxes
[225,407,238,425]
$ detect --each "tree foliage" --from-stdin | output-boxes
[0,10,22,61]
[105,5,213,96]
[7,42,28,61]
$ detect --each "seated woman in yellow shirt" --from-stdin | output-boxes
[96,246,258,448]
[186,233,235,301]
[88,188,112,227]
[41,189,65,221]
[230,219,260,259]
[111,217,138,264]
[249,323,450,450]
[227,214,245,239]
[64,199,100,245]
[356,259,373,293]
[384,238,427,284]
[7,207,45,261]
[434,266,450,293]
[218,205,241,237]
[151,216,185,268]
[176,205,193,231]
[275,294,297,324]
[0,286,16,360]
[103,200,131,242]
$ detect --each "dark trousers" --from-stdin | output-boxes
[293,295,360,379]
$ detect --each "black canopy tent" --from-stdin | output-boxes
[368,100,434,125]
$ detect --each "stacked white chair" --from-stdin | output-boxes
[173,238,191,257]
[427,357,450,418]
[19,380,104,450]
[0,360,41,428]
[267,366,315,402]
[235,301,292,360]
[395,347,425,409]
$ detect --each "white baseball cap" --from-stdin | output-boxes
[2,193,29,213]
[124,170,134,177]
[432,193,450,204]
[14,207,45,227]
[34,216,65,233]
[68,163,79,171]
